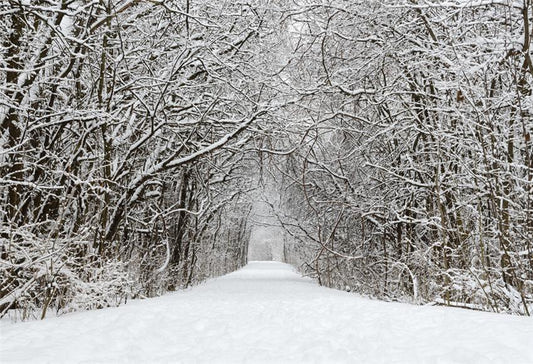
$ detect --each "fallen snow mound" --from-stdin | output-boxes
[1,261,532,363]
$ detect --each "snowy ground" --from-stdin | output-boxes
[1,261,532,364]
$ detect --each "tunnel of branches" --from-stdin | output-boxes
[1,0,532,319]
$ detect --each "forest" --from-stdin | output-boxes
[1,0,532,321]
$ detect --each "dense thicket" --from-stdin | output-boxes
[272,0,533,315]
[2,0,532,320]
[0,0,273,320]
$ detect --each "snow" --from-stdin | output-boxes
[1,261,532,364]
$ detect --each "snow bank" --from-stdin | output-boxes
[1,261,532,363]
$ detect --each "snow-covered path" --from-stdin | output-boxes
[1,261,532,364]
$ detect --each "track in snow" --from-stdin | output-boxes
[1,261,532,363]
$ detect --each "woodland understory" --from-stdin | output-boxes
[1,0,532,320]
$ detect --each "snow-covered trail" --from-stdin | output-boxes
[1,262,532,364]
